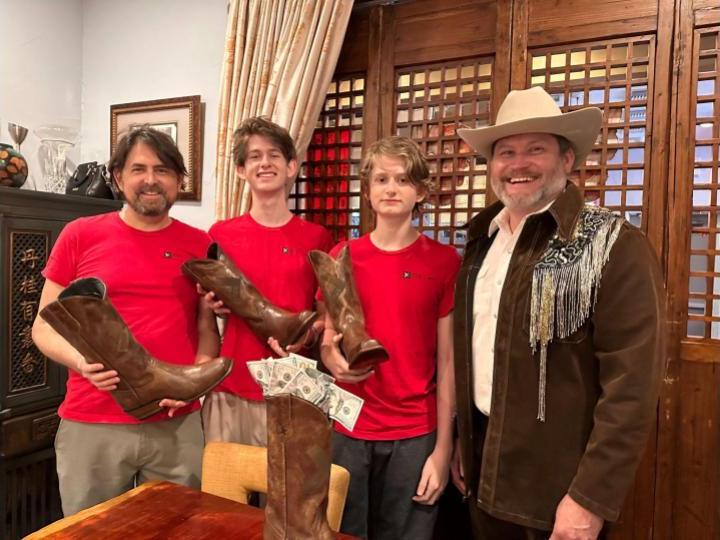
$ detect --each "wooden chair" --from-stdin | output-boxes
[201,441,350,532]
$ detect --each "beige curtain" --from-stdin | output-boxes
[215,0,354,219]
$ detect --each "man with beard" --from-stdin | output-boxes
[32,127,219,515]
[450,87,665,539]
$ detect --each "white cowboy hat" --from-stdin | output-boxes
[457,86,602,169]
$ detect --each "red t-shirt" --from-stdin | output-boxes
[42,212,211,424]
[326,234,461,440]
[210,214,332,400]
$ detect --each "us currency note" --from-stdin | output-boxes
[284,370,326,403]
[304,366,335,387]
[247,358,272,392]
[328,385,364,432]
[268,358,300,395]
[288,353,318,371]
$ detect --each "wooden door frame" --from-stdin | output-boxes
[331,1,720,535]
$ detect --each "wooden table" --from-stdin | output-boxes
[25,481,355,539]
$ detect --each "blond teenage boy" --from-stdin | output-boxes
[321,136,460,539]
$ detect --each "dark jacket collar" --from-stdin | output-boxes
[467,181,584,243]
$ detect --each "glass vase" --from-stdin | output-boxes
[35,125,78,194]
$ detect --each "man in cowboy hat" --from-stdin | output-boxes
[450,86,665,539]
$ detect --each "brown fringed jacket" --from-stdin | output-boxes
[453,182,665,530]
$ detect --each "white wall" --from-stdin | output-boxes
[0,0,227,230]
[0,0,83,191]
[80,0,227,230]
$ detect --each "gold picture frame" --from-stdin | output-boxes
[110,95,203,201]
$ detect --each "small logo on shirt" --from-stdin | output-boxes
[282,247,289,254]
[164,251,173,258]
[402,271,412,279]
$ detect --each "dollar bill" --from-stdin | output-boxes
[288,352,318,371]
[283,370,326,403]
[246,358,271,392]
[328,384,364,432]
[268,358,300,395]
[304,366,335,387]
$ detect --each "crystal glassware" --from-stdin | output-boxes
[35,125,78,193]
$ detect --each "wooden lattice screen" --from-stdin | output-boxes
[289,75,365,241]
[686,28,720,340]
[528,36,655,229]
[394,57,494,248]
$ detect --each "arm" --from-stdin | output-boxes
[194,300,220,364]
[160,293,222,416]
[553,228,665,536]
[413,313,455,505]
[32,279,120,390]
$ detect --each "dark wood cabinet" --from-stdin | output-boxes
[0,186,121,539]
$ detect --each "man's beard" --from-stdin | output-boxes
[491,163,568,214]
[126,185,174,216]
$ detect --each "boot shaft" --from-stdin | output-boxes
[39,277,232,419]
[309,247,389,369]
[183,244,317,347]
[264,395,333,540]
[40,294,152,381]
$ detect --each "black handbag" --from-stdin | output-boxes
[66,161,118,199]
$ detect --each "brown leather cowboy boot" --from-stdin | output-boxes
[264,394,334,540]
[182,244,317,348]
[39,277,232,420]
[308,246,389,370]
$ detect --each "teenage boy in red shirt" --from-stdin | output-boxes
[320,136,460,539]
[202,117,332,446]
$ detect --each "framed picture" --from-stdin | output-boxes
[110,95,203,201]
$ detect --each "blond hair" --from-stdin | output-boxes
[359,137,433,204]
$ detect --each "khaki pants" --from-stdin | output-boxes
[201,391,267,446]
[54,412,203,516]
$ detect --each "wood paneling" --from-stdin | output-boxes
[681,340,720,363]
[510,0,530,89]
[360,6,396,233]
[694,0,720,27]
[650,2,683,536]
[335,9,369,75]
[394,0,497,66]
[673,361,720,538]
[527,0,658,47]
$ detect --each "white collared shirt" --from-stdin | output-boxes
[471,202,553,414]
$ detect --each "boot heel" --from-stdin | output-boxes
[126,401,162,420]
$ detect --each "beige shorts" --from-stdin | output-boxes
[201,391,267,446]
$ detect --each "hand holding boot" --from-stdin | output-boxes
[320,325,374,383]
[268,318,325,358]
[76,355,120,391]
[197,284,230,317]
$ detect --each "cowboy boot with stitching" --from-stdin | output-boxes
[182,244,317,348]
[308,246,389,370]
[264,394,334,540]
[39,277,233,420]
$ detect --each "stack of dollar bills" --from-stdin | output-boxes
[247,353,364,432]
